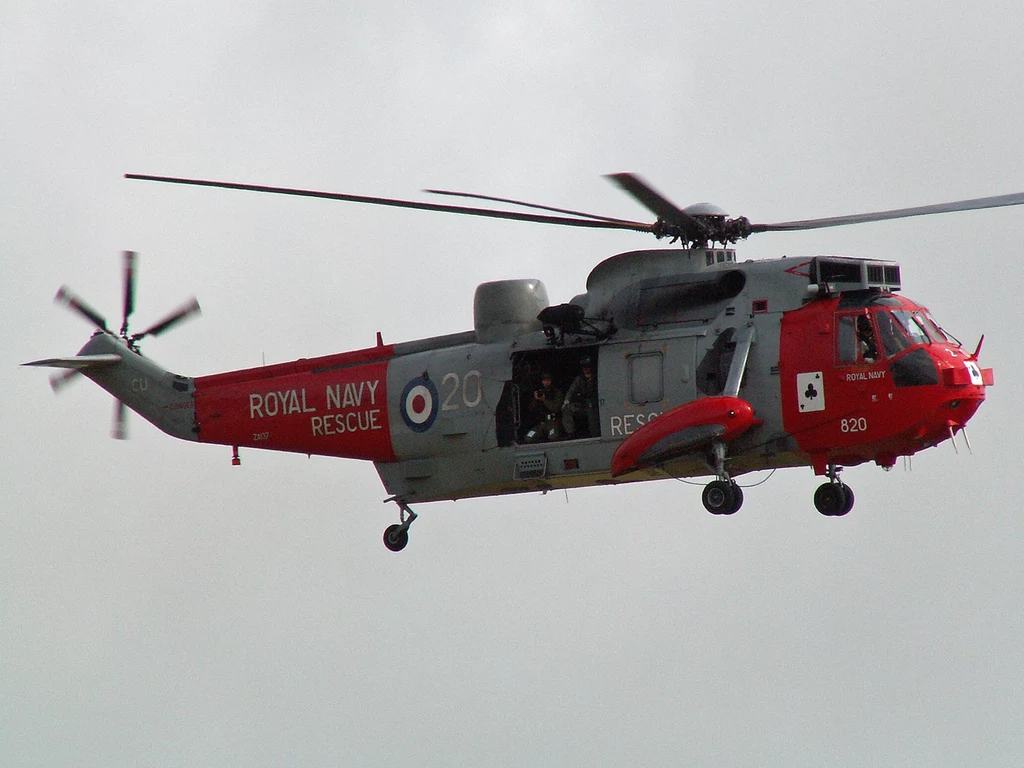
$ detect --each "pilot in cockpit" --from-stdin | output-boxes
[856,315,878,363]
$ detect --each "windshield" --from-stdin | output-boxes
[835,306,950,366]
[875,311,913,357]
[916,311,961,346]
[892,310,930,345]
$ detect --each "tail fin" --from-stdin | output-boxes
[24,332,197,442]
[25,251,201,440]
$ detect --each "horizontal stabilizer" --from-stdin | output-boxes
[22,354,122,370]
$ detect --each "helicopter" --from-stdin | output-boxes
[25,172,1013,551]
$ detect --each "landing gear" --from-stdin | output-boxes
[814,466,855,516]
[383,524,409,552]
[702,479,744,515]
[383,498,418,552]
[702,441,744,515]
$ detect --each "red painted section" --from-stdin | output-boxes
[779,295,990,474]
[611,396,757,477]
[944,366,995,386]
[193,345,396,461]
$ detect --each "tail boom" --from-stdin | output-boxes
[59,332,198,441]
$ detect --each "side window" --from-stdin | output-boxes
[628,353,664,404]
[837,315,858,364]
[836,314,879,365]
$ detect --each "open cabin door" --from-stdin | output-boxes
[496,346,600,448]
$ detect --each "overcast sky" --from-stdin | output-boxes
[3,2,1024,766]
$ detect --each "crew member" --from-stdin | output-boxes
[524,372,564,443]
[856,315,878,363]
[563,357,599,437]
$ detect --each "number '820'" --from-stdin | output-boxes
[840,417,868,433]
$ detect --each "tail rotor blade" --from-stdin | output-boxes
[49,369,82,393]
[55,286,108,330]
[121,250,137,336]
[132,297,201,341]
[112,399,128,440]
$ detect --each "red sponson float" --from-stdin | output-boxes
[610,396,759,477]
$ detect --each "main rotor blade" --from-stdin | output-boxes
[121,250,137,336]
[125,174,654,234]
[132,297,201,340]
[605,173,699,228]
[424,188,640,225]
[55,286,107,330]
[752,191,1024,233]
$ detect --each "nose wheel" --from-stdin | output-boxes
[383,498,418,552]
[814,466,855,516]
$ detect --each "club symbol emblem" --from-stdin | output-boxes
[797,371,825,413]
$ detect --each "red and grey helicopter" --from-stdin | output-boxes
[26,172,1012,550]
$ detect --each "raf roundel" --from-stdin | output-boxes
[400,375,439,432]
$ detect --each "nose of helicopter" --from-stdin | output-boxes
[914,346,992,449]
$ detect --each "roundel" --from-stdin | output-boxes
[400,375,439,432]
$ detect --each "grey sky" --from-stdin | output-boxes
[3,2,1023,766]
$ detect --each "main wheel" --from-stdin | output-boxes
[837,484,855,516]
[703,480,740,515]
[383,524,409,552]
[728,483,744,514]
[814,482,850,516]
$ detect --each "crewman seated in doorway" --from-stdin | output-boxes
[524,372,564,443]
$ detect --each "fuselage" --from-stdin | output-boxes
[74,248,992,505]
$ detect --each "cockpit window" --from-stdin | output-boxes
[917,312,961,346]
[876,311,913,357]
[892,310,930,346]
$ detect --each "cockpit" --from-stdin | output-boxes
[834,294,957,386]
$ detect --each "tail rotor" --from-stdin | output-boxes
[55,285,109,331]
[129,297,202,346]
[46,250,201,438]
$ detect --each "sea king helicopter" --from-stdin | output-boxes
[26,172,1014,551]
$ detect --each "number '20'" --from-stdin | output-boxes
[441,370,483,411]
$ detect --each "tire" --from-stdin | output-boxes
[814,482,846,516]
[727,483,744,514]
[703,480,737,515]
[836,484,855,516]
[383,524,409,552]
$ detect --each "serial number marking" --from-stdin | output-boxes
[840,417,868,433]
[253,431,270,442]
[441,370,483,411]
